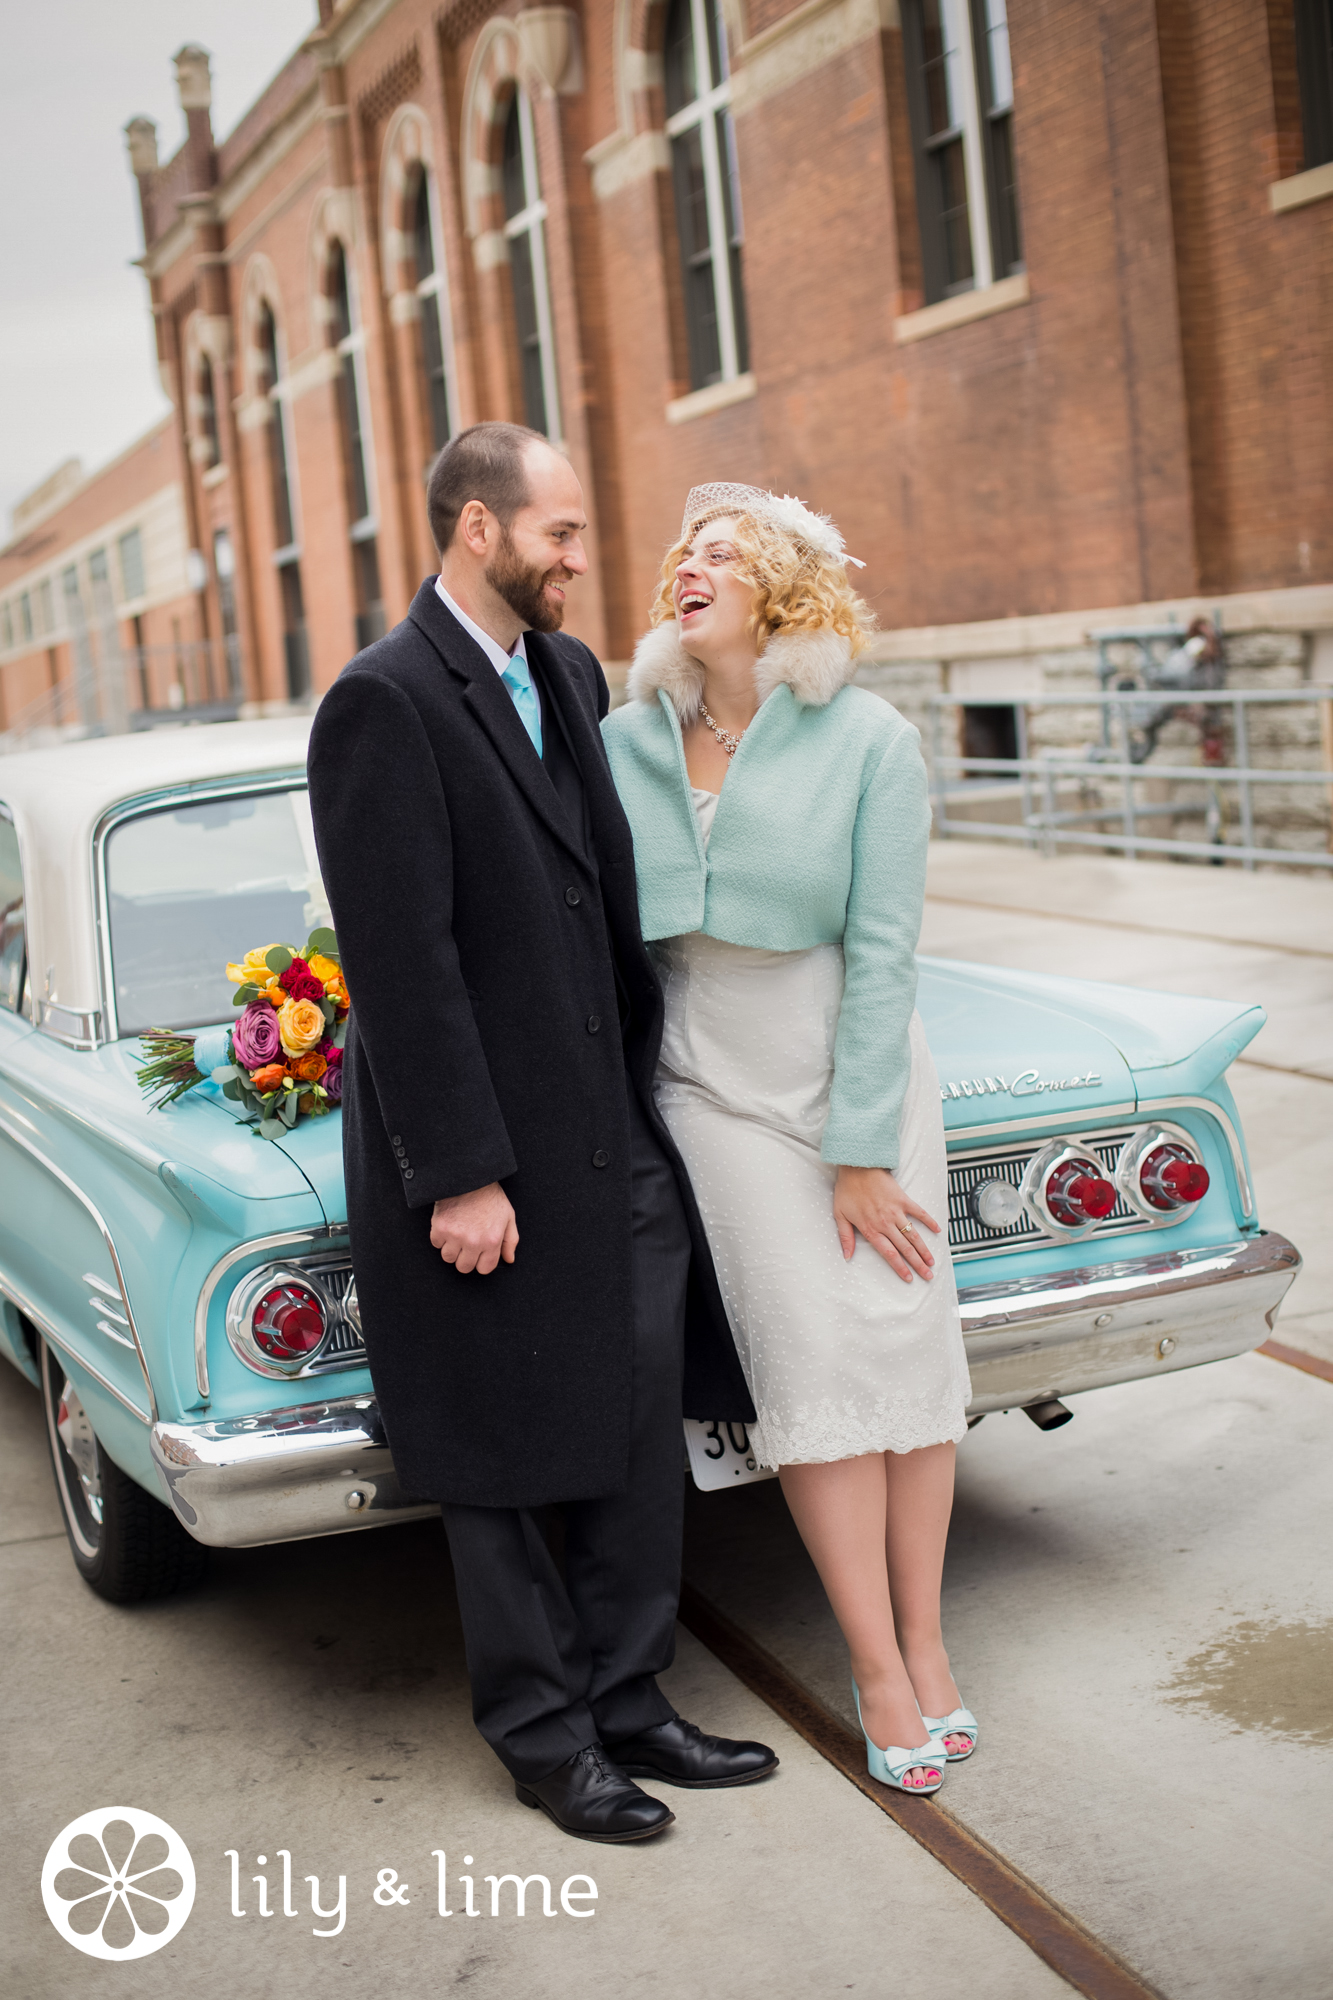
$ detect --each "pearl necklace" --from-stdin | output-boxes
[700,705,747,757]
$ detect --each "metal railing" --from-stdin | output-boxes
[0,637,244,753]
[928,687,1333,871]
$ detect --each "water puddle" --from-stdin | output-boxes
[1160,1618,1333,1744]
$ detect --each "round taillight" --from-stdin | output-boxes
[1139,1144,1209,1211]
[1045,1157,1117,1226]
[252,1283,326,1362]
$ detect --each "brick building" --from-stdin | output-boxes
[23,0,1333,830]
[0,422,211,742]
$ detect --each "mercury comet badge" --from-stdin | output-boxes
[939,1069,1102,1102]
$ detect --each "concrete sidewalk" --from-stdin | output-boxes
[0,1359,1063,2000]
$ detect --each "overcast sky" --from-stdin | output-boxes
[0,1,316,538]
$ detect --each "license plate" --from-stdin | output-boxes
[683,1419,778,1491]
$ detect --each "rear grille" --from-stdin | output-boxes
[947,1128,1151,1263]
[296,1257,367,1372]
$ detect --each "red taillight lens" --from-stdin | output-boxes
[1140,1144,1209,1211]
[252,1283,326,1361]
[1045,1158,1117,1225]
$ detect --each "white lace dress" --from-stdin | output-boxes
[653,786,971,1468]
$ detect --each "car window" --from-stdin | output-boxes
[105,788,332,1037]
[0,809,25,1015]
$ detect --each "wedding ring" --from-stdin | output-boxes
[901,1219,914,1234]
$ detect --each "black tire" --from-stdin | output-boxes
[39,1340,208,1603]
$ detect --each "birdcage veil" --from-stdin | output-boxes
[680,484,864,567]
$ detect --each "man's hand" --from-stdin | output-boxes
[430,1182,519,1275]
[832,1166,939,1283]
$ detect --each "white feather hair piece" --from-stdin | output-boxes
[680,482,865,568]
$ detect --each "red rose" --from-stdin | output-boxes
[321,1044,343,1070]
[279,956,325,1003]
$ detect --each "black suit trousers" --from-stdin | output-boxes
[440,1083,690,1782]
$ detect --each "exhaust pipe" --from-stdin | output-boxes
[1023,1398,1073,1431]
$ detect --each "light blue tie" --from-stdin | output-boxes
[500,652,542,758]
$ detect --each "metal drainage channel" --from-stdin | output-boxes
[677,1582,1166,2000]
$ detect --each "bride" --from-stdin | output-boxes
[602,484,975,1793]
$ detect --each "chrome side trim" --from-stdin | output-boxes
[0,1274,151,1424]
[193,1226,349,1401]
[0,1107,157,1421]
[947,1102,1139,1145]
[1137,1095,1254,1220]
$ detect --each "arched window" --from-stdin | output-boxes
[411,172,453,452]
[329,243,385,651]
[256,304,308,699]
[664,0,749,391]
[198,354,221,467]
[501,92,560,439]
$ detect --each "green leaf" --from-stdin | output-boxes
[265,946,294,976]
[232,983,260,1006]
[278,1094,299,1128]
[256,1118,286,1141]
[306,927,340,962]
[221,1078,244,1100]
[319,998,336,1027]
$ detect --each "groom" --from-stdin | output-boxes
[308,422,774,1841]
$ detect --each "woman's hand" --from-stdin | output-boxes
[832,1166,940,1282]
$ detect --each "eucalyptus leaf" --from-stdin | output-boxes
[233,985,258,1006]
[221,1078,244,1100]
[306,928,340,961]
[210,1065,235,1086]
[257,1118,286,1140]
[320,998,336,1026]
[279,1095,299,1128]
[265,946,294,976]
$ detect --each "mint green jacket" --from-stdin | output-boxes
[600,632,929,1169]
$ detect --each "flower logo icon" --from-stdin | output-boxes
[42,1807,195,1960]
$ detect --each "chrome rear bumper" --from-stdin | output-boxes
[151,1232,1301,1546]
[150,1398,437,1548]
[960,1231,1301,1413]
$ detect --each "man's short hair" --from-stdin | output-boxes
[427,422,546,552]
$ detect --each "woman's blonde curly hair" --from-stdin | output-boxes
[650,505,875,655]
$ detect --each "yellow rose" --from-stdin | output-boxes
[306,952,342,989]
[226,944,285,987]
[278,996,326,1057]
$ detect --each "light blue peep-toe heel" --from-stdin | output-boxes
[852,1683,944,1795]
[922,1703,979,1761]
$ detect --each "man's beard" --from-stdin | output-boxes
[486,527,566,633]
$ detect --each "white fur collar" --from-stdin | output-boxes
[627,622,855,724]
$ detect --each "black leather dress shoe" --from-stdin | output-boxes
[516,1744,675,1842]
[605,1715,779,1789]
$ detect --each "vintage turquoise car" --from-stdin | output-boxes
[0,724,1301,1597]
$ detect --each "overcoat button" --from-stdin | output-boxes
[591,1149,610,1168]
[391,1135,402,1145]
[564,887,581,906]
[404,1169,415,1179]
[587,1014,601,1033]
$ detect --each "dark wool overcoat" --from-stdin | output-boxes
[307,581,754,1509]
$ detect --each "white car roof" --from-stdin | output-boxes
[0,719,313,1038]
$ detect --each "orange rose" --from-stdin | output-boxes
[250,1062,287,1094]
[262,983,285,1007]
[323,973,349,1013]
[290,1051,328,1083]
[306,952,342,989]
[278,996,325,1057]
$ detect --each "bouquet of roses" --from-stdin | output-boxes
[135,928,349,1140]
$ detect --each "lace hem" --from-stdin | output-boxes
[751,1385,970,1468]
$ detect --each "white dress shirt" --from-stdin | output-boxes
[434,575,541,732]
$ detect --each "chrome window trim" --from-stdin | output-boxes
[194,1226,350,1401]
[0,1105,156,1420]
[91,767,310,1047]
[0,1273,151,1424]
